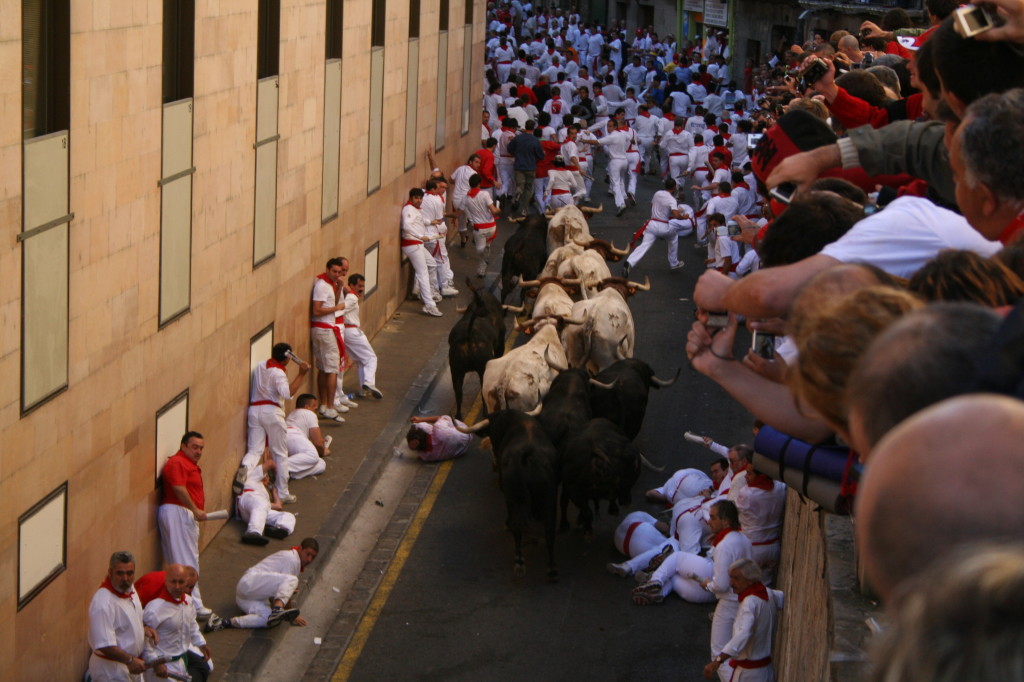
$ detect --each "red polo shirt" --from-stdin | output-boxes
[161,451,205,510]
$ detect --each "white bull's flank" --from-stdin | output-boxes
[532,283,576,319]
[482,323,569,414]
[569,250,613,296]
[540,243,585,279]
[562,289,635,375]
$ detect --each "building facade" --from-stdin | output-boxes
[2,0,483,677]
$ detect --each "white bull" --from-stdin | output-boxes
[561,278,650,374]
[568,250,613,296]
[481,318,576,414]
[545,204,603,253]
[540,244,584,279]
[530,283,577,319]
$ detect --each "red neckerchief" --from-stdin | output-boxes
[673,125,684,133]
[639,111,650,118]
[267,358,287,371]
[467,188,481,199]
[738,581,769,603]
[735,182,750,190]
[156,586,186,605]
[101,577,135,600]
[316,273,336,287]
[694,142,705,147]
[746,472,774,491]
[999,212,1024,245]
[711,527,736,547]
[709,125,719,133]
[663,112,675,121]
[291,547,306,572]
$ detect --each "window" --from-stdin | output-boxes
[409,0,421,38]
[435,30,448,151]
[368,0,386,192]
[257,0,281,79]
[461,17,473,135]
[250,324,275,375]
[464,0,473,24]
[162,0,195,103]
[439,0,449,31]
[18,483,67,609]
[21,0,71,413]
[22,0,70,140]
[159,99,195,325]
[364,242,380,298]
[323,0,344,221]
[405,0,421,170]
[155,391,189,482]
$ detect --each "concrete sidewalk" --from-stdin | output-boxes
[201,230,507,681]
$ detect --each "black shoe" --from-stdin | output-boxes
[616,205,625,217]
[263,525,289,540]
[266,606,300,628]
[242,531,269,546]
[622,262,631,277]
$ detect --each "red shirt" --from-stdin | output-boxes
[474,148,497,188]
[161,451,205,510]
[534,140,562,179]
[134,571,166,606]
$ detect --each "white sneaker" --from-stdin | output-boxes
[423,306,443,317]
[333,402,350,413]
[337,396,359,409]
[363,384,384,399]
[318,406,345,422]
[441,287,460,297]
[432,292,442,302]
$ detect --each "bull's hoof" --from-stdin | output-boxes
[514,562,527,577]
[546,568,560,583]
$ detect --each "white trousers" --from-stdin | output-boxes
[234,571,299,628]
[285,432,327,479]
[497,157,515,197]
[236,491,296,536]
[157,504,205,612]
[245,405,290,498]
[343,327,378,387]
[626,151,641,195]
[649,551,716,603]
[533,177,548,212]
[472,226,497,276]
[712,598,741,675]
[607,158,627,209]
[89,656,143,682]
[428,239,455,290]
[626,220,678,268]
[668,155,689,182]
[402,243,439,306]
[547,192,574,209]
[670,217,695,237]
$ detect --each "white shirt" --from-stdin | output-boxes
[650,189,678,222]
[821,196,1002,277]
[286,407,320,439]
[597,129,631,161]
[732,184,757,216]
[706,193,740,222]
[721,588,783,663]
[705,530,754,601]
[463,189,496,226]
[546,168,581,197]
[311,278,338,325]
[633,113,660,138]
[343,292,362,329]
[413,416,474,461]
[249,359,291,406]
[88,586,145,656]
[686,82,707,103]
[735,480,787,544]
[661,127,694,156]
[242,547,301,579]
[450,165,475,208]
[685,114,707,137]
[400,203,427,241]
[143,594,206,661]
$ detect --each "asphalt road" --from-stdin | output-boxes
[339,171,756,681]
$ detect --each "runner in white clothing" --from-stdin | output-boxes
[545,156,583,208]
[660,121,695,183]
[342,274,383,399]
[285,396,329,480]
[208,539,319,631]
[236,458,296,545]
[88,551,148,682]
[462,174,501,277]
[582,119,631,215]
[401,188,443,316]
[624,178,689,273]
[421,179,459,298]
[242,343,310,503]
[141,565,211,682]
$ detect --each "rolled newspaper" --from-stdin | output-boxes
[286,350,307,366]
[204,509,229,521]
[324,435,333,450]
[684,431,707,444]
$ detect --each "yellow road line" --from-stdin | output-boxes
[332,327,521,679]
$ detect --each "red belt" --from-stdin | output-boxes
[696,167,709,172]
[311,321,346,358]
[344,324,358,328]
[752,537,780,546]
[249,400,279,407]
[670,153,687,157]
[622,521,642,556]
[473,221,496,230]
[243,488,256,493]
[497,60,512,64]
[401,238,423,246]
[730,656,772,670]
[551,189,570,195]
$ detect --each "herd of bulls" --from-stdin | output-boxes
[447,206,678,581]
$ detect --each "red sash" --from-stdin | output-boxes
[401,238,423,246]
[311,321,350,369]
[622,521,641,556]
[551,189,571,195]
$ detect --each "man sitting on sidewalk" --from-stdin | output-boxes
[206,538,319,631]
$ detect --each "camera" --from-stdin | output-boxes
[751,331,776,359]
[716,222,742,238]
[769,182,798,205]
[706,311,730,328]
[747,133,764,150]
[953,4,999,37]
[798,57,829,90]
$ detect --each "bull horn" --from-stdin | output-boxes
[651,367,681,388]
[589,377,616,390]
[455,305,468,314]
[627,275,652,292]
[503,303,526,313]
[507,215,525,223]
[518,274,541,288]
[560,277,581,285]
[580,204,604,215]
[454,418,490,434]
[544,346,569,372]
[515,318,535,333]
[525,403,543,417]
[562,316,586,326]
[615,335,630,360]
[544,208,556,218]
[640,453,666,472]
[609,240,630,256]
[572,238,594,247]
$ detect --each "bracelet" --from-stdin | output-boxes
[709,348,735,361]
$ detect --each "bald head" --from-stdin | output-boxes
[166,564,191,600]
[856,394,1024,603]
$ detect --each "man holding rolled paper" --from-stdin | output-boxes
[158,431,214,620]
[242,342,310,505]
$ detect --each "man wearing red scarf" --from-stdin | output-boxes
[142,565,211,680]
[243,342,310,505]
[733,469,787,586]
[704,558,783,681]
[88,551,148,681]
[405,415,473,462]
[311,257,349,418]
